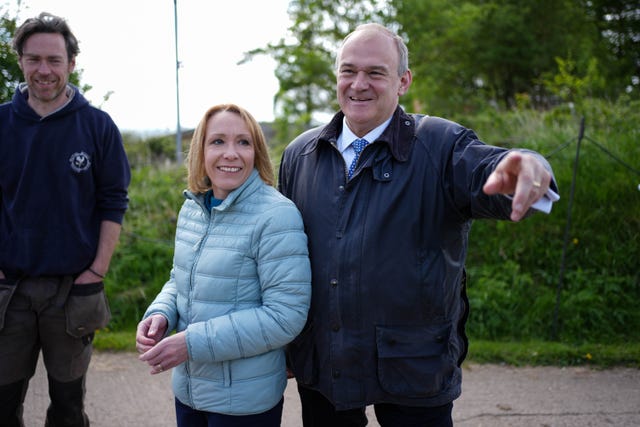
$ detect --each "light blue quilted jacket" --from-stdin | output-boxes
[144,169,311,415]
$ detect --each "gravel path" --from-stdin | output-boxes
[23,351,640,426]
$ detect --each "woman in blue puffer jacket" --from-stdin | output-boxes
[135,103,311,427]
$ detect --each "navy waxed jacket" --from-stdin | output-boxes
[278,106,556,410]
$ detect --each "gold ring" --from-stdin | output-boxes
[156,364,163,372]
[532,180,541,188]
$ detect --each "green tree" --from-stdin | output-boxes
[0,10,20,103]
[390,0,482,114]
[244,0,636,130]
[585,0,640,97]
[394,0,599,114]
[241,0,391,143]
[542,56,605,106]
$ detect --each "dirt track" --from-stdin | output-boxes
[23,351,640,426]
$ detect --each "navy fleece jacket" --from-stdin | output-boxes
[0,84,130,277]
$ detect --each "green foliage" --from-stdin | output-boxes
[240,0,392,129]
[468,340,640,368]
[463,97,640,344]
[94,330,137,352]
[123,132,186,168]
[93,330,640,368]
[542,57,606,105]
[586,0,640,98]
[394,0,611,113]
[0,9,20,103]
[103,99,639,357]
[239,0,639,130]
[105,136,187,330]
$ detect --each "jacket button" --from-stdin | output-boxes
[332,369,341,378]
[338,185,345,192]
[330,279,338,287]
[331,323,340,332]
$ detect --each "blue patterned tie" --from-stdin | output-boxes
[348,138,369,179]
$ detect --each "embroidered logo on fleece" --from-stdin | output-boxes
[69,152,91,172]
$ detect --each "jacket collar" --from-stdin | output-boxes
[316,106,416,162]
[185,169,262,212]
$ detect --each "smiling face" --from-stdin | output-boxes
[18,32,75,115]
[203,110,255,199]
[336,28,412,137]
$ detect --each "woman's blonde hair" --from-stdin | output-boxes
[186,103,275,193]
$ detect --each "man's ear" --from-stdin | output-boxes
[68,56,76,73]
[398,69,412,96]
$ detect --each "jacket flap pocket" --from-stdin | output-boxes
[376,324,451,358]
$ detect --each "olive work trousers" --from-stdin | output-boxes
[0,276,93,427]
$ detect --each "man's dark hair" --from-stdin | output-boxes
[12,12,80,61]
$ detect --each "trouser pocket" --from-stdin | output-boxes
[65,282,111,338]
[0,279,18,332]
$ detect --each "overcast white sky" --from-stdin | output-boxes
[8,0,291,133]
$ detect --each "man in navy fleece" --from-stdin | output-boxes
[0,12,130,427]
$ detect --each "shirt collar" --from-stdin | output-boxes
[337,116,393,154]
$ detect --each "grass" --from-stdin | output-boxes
[95,330,640,369]
[94,329,138,352]
[467,340,640,368]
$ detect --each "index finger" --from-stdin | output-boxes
[483,151,524,196]
[509,156,551,221]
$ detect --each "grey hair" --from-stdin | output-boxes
[335,23,409,77]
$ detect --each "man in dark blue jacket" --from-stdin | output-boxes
[279,23,559,426]
[0,12,130,427]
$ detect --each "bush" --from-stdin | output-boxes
[465,97,640,344]
[106,162,185,330]
[105,98,640,348]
